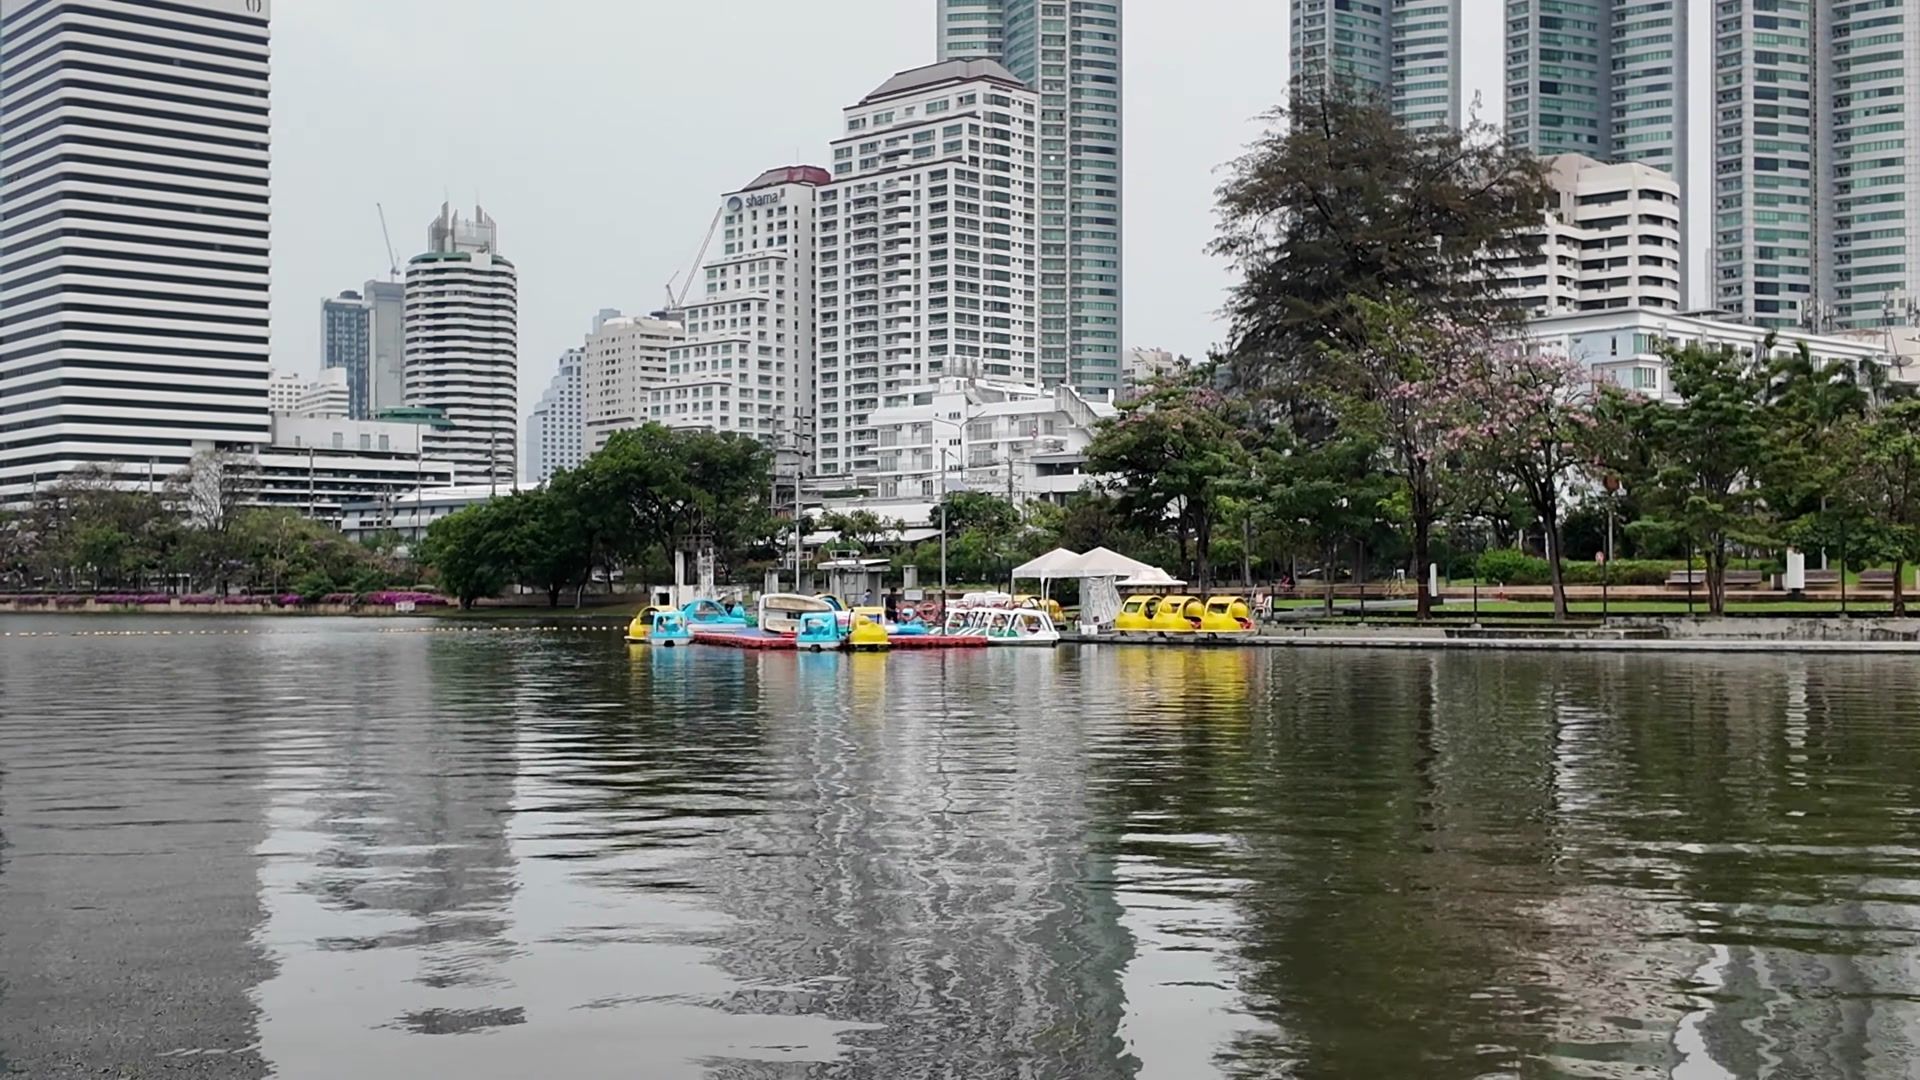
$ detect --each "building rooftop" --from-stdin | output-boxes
[740,165,831,191]
[864,58,1026,103]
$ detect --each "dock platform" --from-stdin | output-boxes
[692,630,988,651]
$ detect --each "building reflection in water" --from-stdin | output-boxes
[13,618,1920,1079]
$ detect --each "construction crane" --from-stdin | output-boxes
[376,202,400,280]
[662,206,724,315]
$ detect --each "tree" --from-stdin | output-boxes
[939,491,1020,537]
[1212,85,1549,394]
[421,503,510,610]
[1255,429,1397,614]
[820,509,902,551]
[1636,342,1774,615]
[172,450,257,594]
[1086,371,1251,596]
[586,424,774,578]
[1446,341,1598,620]
[1322,297,1480,618]
[1844,399,1920,616]
[491,489,594,608]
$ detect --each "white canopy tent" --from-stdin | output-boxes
[1066,547,1157,579]
[1117,568,1187,588]
[1011,548,1083,583]
[1063,548,1165,631]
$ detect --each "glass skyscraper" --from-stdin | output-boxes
[321,291,373,420]
[1504,1,1690,201]
[937,0,1123,398]
[1290,0,1466,131]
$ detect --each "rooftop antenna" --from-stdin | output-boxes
[376,203,400,280]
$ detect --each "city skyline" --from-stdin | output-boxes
[268,0,1289,422]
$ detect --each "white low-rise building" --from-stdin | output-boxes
[1529,309,1891,402]
[339,483,518,543]
[296,367,351,419]
[1501,155,1684,318]
[859,377,1113,502]
[247,413,453,523]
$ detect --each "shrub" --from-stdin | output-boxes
[293,570,335,606]
[1476,549,1550,585]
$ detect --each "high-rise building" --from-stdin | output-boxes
[1498,154,1683,319]
[525,348,584,485]
[1504,2,1690,185]
[937,0,1122,398]
[1290,0,1471,130]
[814,59,1040,478]
[1822,2,1920,330]
[582,314,683,452]
[1504,0,1699,306]
[364,279,406,414]
[655,166,827,450]
[321,291,372,419]
[403,204,518,485]
[0,0,273,501]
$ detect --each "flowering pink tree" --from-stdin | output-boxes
[1329,298,1484,619]
[1446,341,1598,620]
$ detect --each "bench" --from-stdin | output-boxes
[1665,570,1765,590]
[1858,570,1899,591]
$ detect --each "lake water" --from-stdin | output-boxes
[3,617,1919,1078]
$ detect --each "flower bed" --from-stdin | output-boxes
[363,591,449,608]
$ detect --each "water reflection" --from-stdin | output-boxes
[3,621,1920,1078]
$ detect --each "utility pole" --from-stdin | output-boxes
[307,447,317,520]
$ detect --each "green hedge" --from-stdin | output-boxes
[1473,550,1698,587]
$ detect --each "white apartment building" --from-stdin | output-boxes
[0,0,273,501]
[653,167,827,451]
[1529,309,1890,403]
[268,371,305,415]
[583,314,683,451]
[296,367,350,419]
[404,203,518,486]
[1121,346,1186,398]
[525,347,585,485]
[814,59,1040,479]
[1502,155,1683,319]
[268,368,350,419]
[859,376,1113,502]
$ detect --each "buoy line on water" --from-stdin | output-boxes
[1,624,625,639]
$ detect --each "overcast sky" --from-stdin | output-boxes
[271,1,1502,416]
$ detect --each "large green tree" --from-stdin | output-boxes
[1212,86,1548,394]
[1842,399,1920,616]
[1635,342,1775,615]
[421,503,511,610]
[1086,371,1251,596]
[585,424,775,577]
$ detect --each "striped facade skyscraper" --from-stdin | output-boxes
[937,0,1123,399]
[0,0,272,501]
[403,205,518,485]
